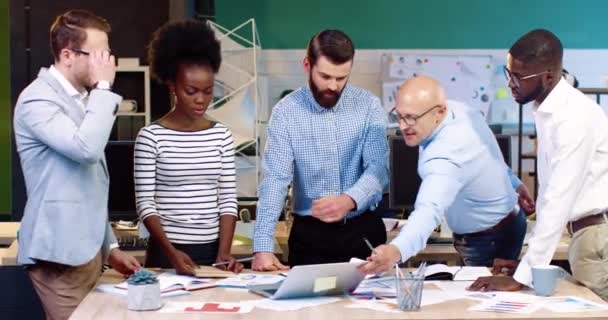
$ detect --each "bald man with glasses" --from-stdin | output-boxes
[360,76,535,274]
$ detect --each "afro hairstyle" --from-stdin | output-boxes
[147,20,221,84]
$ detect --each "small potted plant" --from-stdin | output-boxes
[127,269,161,311]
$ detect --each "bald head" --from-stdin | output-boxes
[395,76,448,146]
[398,76,446,113]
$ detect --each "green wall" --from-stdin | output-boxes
[216,0,608,49]
[0,0,10,215]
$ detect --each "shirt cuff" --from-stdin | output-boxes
[513,259,533,287]
[108,242,120,252]
[344,188,371,213]
[390,237,412,263]
[253,237,274,253]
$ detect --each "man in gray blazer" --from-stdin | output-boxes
[13,10,140,320]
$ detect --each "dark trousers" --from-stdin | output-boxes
[453,209,527,267]
[144,238,219,268]
[288,212,387,266]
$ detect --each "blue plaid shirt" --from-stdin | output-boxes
[253,84,389,252]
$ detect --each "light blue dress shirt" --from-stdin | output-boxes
[253,84,389,253]
[391,100,522,262]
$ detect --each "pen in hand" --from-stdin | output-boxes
[211,256,254,267]
[363,237,377,255]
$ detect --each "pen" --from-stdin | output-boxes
[363,237,376,254]
[211,257,254,267]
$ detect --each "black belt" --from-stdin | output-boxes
[454,209,518,237]
[293,211,369,225]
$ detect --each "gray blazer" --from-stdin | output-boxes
[13,68,121,266]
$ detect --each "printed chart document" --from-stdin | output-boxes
[541,296,608,312]
[215,273,285,288]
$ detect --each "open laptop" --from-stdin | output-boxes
[249,262,366,300]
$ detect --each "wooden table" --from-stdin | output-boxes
[69,269,608,320]
[0,222,19,246]
[0,221,571,266]
[410,235,571,265]
[0,240,17,265]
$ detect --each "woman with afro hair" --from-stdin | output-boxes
[134,20,243,275]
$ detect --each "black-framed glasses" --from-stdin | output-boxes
[503,66,549,88]
[390,104,442,126]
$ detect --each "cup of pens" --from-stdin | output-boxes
[395,274,424,311]
[395,263,425,311]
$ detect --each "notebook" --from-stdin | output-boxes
[116,271,216,293]
[423,264,492,281]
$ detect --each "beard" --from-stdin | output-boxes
[309,75,345,108]
[514,83,546,105]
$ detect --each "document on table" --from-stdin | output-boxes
[215,273,285,288]
[247,297,341,311]
[541,296,608,312]
[160,301,254,314]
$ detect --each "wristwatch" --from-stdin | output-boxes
[96,80,111,90]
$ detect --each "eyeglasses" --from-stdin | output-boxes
[503,66,549,88]
[69,48,113,56]
[390,104,442,126]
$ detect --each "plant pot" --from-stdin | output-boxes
[127,282,161,311]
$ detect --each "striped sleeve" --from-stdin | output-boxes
[134,127,159,221]
[218,127,237,216]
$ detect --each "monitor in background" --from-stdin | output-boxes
[105,141,137,221]
[388,135,421,210]
[388,134,513,210]
[494,134,512,168]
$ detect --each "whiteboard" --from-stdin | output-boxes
[381,54,495,119]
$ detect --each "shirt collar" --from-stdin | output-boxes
[536,77,568,114]
[305,84,349,112]
[420,103,455,148]
[48,65,88,101]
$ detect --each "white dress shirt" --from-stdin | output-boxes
[48,65,88,111]
[514,78,608,286]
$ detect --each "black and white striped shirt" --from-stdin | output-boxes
[134,122,237,244]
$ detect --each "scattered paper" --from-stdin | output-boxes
[115,271,215,292]
[469,299,540,314]
[541,296,608,312]
[160,301,254,314]
[434,280,474,294]
[346,299,401,313]
[469,292,543,314]
[215,273,284,288]
[95,284,190,298]
[248,297,340,311]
